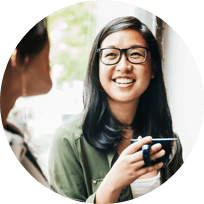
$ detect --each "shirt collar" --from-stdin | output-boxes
[107,143,119,169]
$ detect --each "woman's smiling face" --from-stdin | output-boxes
[99,29,154,106]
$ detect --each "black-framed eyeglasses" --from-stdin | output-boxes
[97,46,150,65]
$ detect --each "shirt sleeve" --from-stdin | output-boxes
[48,127,96,203]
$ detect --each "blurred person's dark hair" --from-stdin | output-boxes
[16,18,48,63]
[83,16,173,150]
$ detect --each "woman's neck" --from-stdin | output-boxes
[107,97,140,125]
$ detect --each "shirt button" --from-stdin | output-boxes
[93,180,97,184]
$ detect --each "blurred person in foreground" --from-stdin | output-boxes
[1,18,52,189]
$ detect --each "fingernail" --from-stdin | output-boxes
[161,150,165,155]
[146,136,152,141]
[155,143,161,148]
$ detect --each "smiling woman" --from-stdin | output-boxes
[49,16,183,203]
[99,29,154,105]
[83,17,171,149]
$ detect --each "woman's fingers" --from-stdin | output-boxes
[132,158,162,170]
[150,149,165,161]
[149,143,162,154]
[130,143,163,163]
[136,162,164,177]
[122,136,152,155]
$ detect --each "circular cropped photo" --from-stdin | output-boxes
[1,1,203,203]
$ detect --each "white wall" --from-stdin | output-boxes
[162,22,204,160]
[95,1,135,34]
[134,7,156,36]
[95,1,156,37]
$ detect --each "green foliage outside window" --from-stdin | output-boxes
[47,2,96,85]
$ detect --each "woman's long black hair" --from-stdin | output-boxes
[82,16,173,151]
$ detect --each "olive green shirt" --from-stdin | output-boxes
[49,113,183,203]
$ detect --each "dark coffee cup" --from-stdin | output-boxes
[131,138,177,168]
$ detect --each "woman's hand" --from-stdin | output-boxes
[109,136,164,190]
[95,136,165,203]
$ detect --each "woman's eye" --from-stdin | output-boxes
[105,53,117,57]
[131,52,141,56]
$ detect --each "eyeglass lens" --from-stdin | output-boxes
[100,48,147,65]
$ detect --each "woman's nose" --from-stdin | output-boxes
[115,53,133,73]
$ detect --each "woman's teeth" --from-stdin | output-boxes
[115,78,134,84]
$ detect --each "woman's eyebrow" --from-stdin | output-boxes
[101,45,146,49]
[101,45,116,48]
[129,45,145,48]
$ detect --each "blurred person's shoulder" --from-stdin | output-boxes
[52,112,84,144]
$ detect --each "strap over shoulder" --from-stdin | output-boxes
[5,121,52,190]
